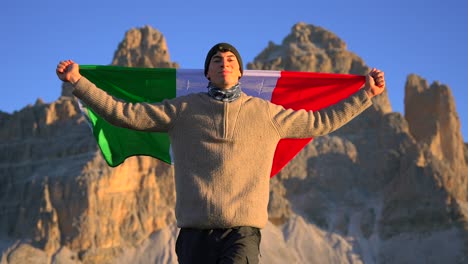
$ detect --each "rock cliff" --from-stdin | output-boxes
[404,75,467,198]
[1,23,467,264]
[112,25,179,69]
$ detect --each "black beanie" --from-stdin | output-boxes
[204,43,243,77]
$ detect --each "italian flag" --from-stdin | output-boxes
[79,65,365,177]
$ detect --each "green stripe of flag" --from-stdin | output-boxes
[79,65,177,166]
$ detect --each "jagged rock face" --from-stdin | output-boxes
[111,25,179,69]
[0,98,89,160]
[404,74,467,199]
[0,98,93,245]
[0,98,176,256]
[247,22,361,74]
[380,153,463,238]
[404,75,462,163]
[70,156,175,262]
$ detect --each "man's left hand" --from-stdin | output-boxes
[364,68,385,98]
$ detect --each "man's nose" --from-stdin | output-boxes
[220,58,228,67]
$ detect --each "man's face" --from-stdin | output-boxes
[206,51,242,89]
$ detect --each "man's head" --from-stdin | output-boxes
[204,43,243,89]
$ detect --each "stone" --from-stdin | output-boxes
[112,25,179,69]
[405,74,465,174]
[5,243,48,264]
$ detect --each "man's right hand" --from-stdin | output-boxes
[56,60,82,84]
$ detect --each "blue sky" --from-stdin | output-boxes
[2,0,467,141]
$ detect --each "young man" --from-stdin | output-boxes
[56,43,385,264]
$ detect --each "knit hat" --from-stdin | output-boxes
[204,43,243,77]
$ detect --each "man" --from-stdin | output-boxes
[56,42,385,263]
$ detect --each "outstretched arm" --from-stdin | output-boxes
[55,60,178,132]
[271,68,386,138]
[56,60,82,84]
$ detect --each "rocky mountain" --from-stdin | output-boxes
[1,23,467,264]
[112,25,179,69]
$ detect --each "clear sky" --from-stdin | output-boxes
[2,0,467,141]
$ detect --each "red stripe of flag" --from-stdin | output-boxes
[270,71,365,177]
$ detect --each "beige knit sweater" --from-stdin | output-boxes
[73,77,372,229]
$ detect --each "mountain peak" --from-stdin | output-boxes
[111,25,179,68]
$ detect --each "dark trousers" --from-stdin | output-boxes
[175,226,261,264]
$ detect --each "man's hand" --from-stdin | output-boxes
[364,68,385,98]
[56,60,82,84]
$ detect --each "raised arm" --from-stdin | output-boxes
[55,60,178,132]
[271,68,386,138]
